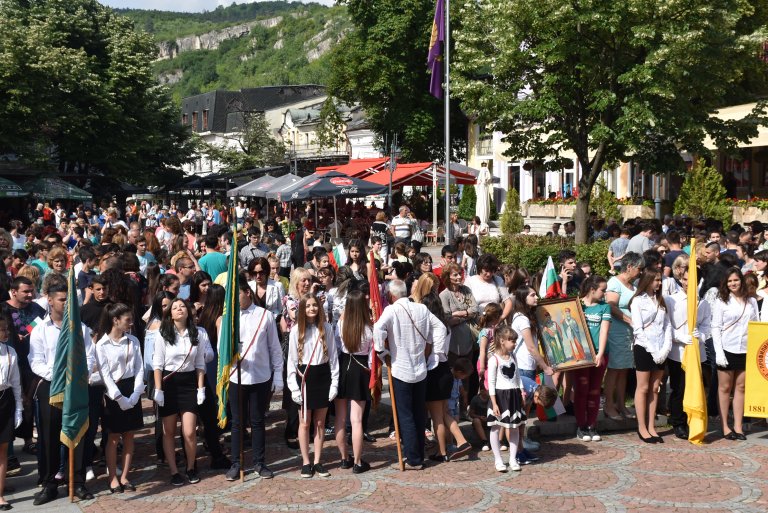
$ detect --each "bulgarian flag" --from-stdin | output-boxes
[332,242,347,269]
[538,256,564,299]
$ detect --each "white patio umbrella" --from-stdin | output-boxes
[475,164,493,224]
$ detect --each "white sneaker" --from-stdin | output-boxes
[589,427,602,442]
[500,445,508,451]
[495,461,508,472]
[85,467,95,482]
[508,461,522,471]
[481,444,490,452]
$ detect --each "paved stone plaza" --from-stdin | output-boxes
[6,398,768,513]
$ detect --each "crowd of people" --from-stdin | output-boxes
[0,198,764,508]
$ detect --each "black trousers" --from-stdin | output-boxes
[82,384,107,469]
[666,359,687,427]
[392,376,426,466]
[230,380,271,466]
[198,379,225,460]
[36,379,85,489]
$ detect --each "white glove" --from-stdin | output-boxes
[328,387,338,402]
[116,396,132,411]
[679,334,692,345]
[129,390,143,406]
[153,389,165,407]
[196,387,206,405]
[292,391,302,405]
[715,349,729,368]
[652,352,666,365]
[271,378,284,394]
[691,328,702,340]
[14,409,22,429]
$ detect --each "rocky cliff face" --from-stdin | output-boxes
[155,16,283,60]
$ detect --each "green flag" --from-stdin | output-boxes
[216,222,240,428]
[49,269,89,448]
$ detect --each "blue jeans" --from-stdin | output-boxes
[392,376,426,466]
[519,368,537,380]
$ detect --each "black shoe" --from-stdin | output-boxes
[0,502,11,511]
[429,453,449,463]
[286,439,300,450]
[225,463,240,481]
[733,431,747,441]
[313,462,330,477]
[352,460,371,474]
[363,432,376,443]
[210,455,232,470]
[120,480,136,492]
[652,436,664,443]
[170,473,184,486]
[32,488,58,506]
[724,431,738,440]
[109,483,123,494]
[6,457,20,476]
[637,431,657,444]
[450,442,472,460]
[74,486,94,500]
[186,468,200,484]
[673,425,689,440]
[300,464,314,478]
[340,456,354,469]
[255,463,274,479]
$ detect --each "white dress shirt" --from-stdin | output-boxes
[229,304,283,385]
[335,320,374,357]
[373,298,434,383]
[0,343,22,407]
[286,322,339,397]
[664,290,710,363]
[711,295,759,354]
[28,316,94,382]
[248,279,285,318]
[630,293,673,362]
[426,317,449,370]
[152,326,207,373]
[95,333,144,400]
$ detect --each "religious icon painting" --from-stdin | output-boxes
[534,297,596,372]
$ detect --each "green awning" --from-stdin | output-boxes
[0,177,28,197]
[23,177,92,201]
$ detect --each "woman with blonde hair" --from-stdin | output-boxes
[411,272,439,303]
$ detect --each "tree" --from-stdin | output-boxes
[202,112,287,174]
[315,97,347,152]
[457,184,476,220]
[500,187,524,235]
[674,161,732,226]
[591,178,623,224]
[0,0,196,184]
[329,0,467,162]
[454,0,768,243]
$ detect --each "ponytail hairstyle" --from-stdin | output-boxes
[477,302,503,329]
[341,289,371,354]
[97,302,133,341]
[579,274,608,299]
[160,298,199,346]
[512,285,539,339]
[492,325,517,355]
[296,293,327,362]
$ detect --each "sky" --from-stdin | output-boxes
[100,0,334,13]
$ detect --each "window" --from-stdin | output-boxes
[202,110,209,131]
[192,111,198,131]
[182,113,188,125]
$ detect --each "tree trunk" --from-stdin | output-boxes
[575,194,591,244]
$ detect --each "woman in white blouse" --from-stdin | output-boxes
[286,294,339,479]
[247,257,284,318]
[95,303,144,493]
[664,257,710,440]
[629,269,672,443]
[152,298,207,486]
[0,316,22,511]
[711,267,758,440]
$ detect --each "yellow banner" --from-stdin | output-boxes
[745,322,768,418]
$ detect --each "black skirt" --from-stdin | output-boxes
[105,377,144,433]
[159,370,198,417]
[486,388,526,429]
[633,344,665,372]
[295,362,331,410]
[0,389,16,444]
[338,353,370,402]
[426,360,453,402]
[721,350,747,371]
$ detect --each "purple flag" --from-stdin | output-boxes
[427,0,444,99]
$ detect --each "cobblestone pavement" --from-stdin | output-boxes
[7,401,768,513]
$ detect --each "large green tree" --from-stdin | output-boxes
[454,0,768,243]
[0,0,195,184]
[329,0,467,162]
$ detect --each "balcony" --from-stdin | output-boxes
[476,137,493,157]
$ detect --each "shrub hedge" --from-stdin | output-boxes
[481,235,612,277]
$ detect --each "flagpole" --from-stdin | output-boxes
[238,363,244,482]
[69,447,74,502]
[443,0,451,229]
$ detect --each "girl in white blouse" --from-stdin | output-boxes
[152,298,207,486]
[286,294,339,479]
[711,268,758,440]
[333,289,373,473]
[629,269,672,443]
[95,303,144,493]
[0,316,22,511]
